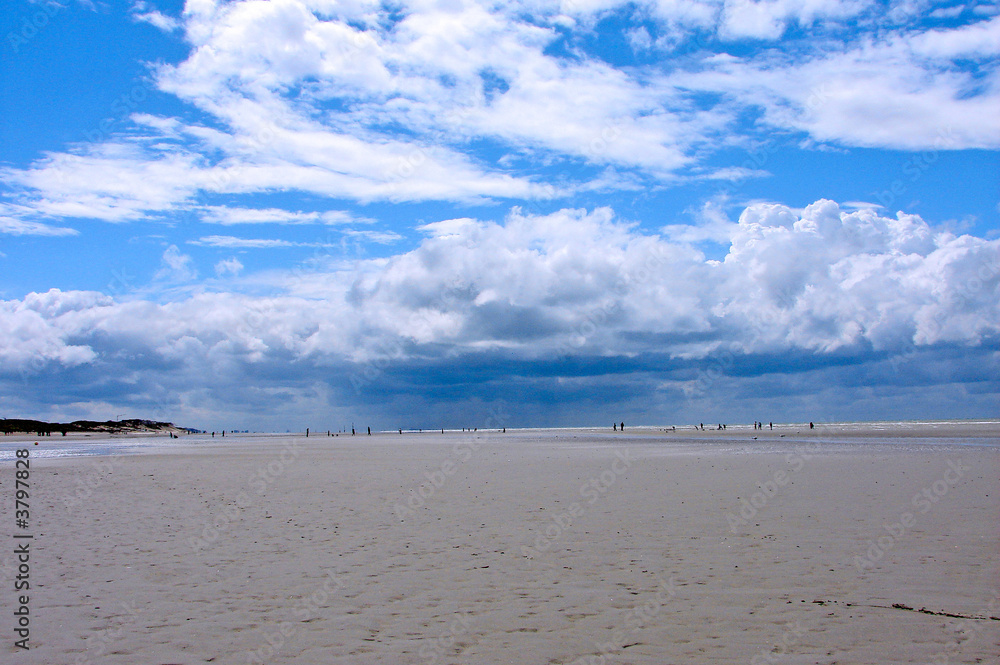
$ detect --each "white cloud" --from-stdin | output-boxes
[627,26,654,51]
[910,13,1000,58]
[720,0,788,40]
[3,200,997,376]
[0,289,105,370]
[155,245,198,282]
[190,235,340,249]
[667,21,1000,150]
[130,1,181,31]
[1,141,206,222]
[214,257,244,277]
[0,215,78,237]
[1,0,997,227]
[200,206,372,225]
[929,5,966,19]
[340,228,404,244]
[713,0,873,40]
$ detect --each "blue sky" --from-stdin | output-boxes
[1,0,998,430]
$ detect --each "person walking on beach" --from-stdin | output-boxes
[367,426,371,436]
[620,422,625,432]
[613,423,617,431]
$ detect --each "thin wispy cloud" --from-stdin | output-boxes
[188,235,342,249]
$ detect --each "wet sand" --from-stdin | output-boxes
[4,424,999,664]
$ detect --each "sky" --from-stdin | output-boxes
[1,0,998,431]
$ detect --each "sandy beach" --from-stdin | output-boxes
[3,423,999,664]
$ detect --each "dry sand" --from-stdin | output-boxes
[3,424,999,664]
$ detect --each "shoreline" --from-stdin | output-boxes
[2,418,997,439]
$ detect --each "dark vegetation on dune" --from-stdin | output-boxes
[1,418,195,436]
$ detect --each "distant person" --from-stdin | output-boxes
[809,422,814,429]
[367,426,371,436]
[620,422,625,431]
[769,422,772,430]
[352,427,355,435]
[613,423,617,431]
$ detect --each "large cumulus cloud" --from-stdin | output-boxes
[2,200,997,427]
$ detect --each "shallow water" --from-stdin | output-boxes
[2,422,997,463]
